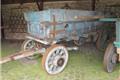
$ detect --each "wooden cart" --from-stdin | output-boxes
[1,9,118,75]
[99,18,120,72]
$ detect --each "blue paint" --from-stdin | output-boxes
[99,18,120,48]
[24,9,102,41]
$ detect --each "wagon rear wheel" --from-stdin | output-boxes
[42,44,69,75]
[21,39,40,60]
[103,43,117,72]
[96,31,109,51]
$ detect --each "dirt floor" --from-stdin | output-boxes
[1,40,120,80]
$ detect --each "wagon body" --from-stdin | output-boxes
[24,9,102,42]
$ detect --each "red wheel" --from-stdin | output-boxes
[103,43,117,72]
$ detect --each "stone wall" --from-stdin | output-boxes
[1,0,120,39]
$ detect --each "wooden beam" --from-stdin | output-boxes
[74,16,104,21]
[0,49,43,64]
[35,0,44,11]
[1,0,79,4]
[91,0,96,11]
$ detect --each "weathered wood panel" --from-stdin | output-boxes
[1,0,120,39]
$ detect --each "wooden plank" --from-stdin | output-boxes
[40,16,104,26]
[50,29,65,35]
[74,16,104,21]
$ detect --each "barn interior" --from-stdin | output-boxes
[1,0,120,80]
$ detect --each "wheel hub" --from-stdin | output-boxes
[57,58,64,66]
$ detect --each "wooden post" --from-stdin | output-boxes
[91,0,96,11]
[35,0,44,11]
[52,15,56,38]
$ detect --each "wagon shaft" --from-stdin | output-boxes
[0,49,44,64]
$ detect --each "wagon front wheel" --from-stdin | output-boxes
[103,43,117,72]
[42,44,69,75]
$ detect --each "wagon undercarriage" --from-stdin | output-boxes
[0,38,79,74]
